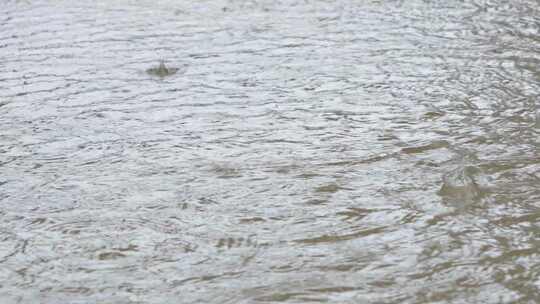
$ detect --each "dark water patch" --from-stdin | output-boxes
[294,226,387,245]
[401,140,450,155]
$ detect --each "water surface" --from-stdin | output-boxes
[1,0,539,303]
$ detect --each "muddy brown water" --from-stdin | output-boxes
[1,0,539,303]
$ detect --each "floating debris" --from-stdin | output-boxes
[146,60,179,77]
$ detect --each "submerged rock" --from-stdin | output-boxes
[146,60,179,77]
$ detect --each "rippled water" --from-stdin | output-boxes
[1,0,539,303]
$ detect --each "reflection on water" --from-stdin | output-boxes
[1,0,539,303]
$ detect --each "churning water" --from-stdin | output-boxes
[1,0,539,303]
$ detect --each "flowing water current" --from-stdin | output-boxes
[1,0,539,303]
